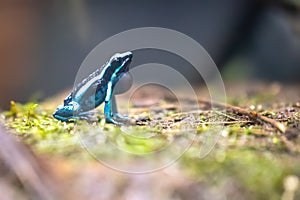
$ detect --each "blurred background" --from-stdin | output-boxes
[0,0,300,109]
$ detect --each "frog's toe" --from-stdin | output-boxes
[105,116,124,126]
[113,113,130,121]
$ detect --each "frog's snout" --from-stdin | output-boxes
[127,51,133,59]
[122,51,133,62]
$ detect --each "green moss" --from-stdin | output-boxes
[2,99,300,199]
[2,101,79,156]
[1,101,172,156]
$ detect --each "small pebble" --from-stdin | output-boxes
[283,175,299,192]
[221,130,229,137]
[250,105,255,110]
[257,104,263,111]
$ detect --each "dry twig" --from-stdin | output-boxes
[197,98,286,133]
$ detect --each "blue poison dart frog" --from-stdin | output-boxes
[53,51,133,125]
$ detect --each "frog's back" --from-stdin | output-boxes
[72,63,109,111]
[73,64,107,94]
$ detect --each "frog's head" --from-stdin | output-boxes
[53,101,80,122]
[109,51,133,78]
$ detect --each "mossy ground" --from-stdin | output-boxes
[1,84,300,200]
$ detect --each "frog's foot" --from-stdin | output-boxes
[113,113,130,121]
[106,114,136,126]
[113,113,137,126]
[105,116,124,126]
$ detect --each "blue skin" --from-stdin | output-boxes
[53,51,133,125]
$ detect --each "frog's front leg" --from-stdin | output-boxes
[104,100,121,125]
[104,82,124,125]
